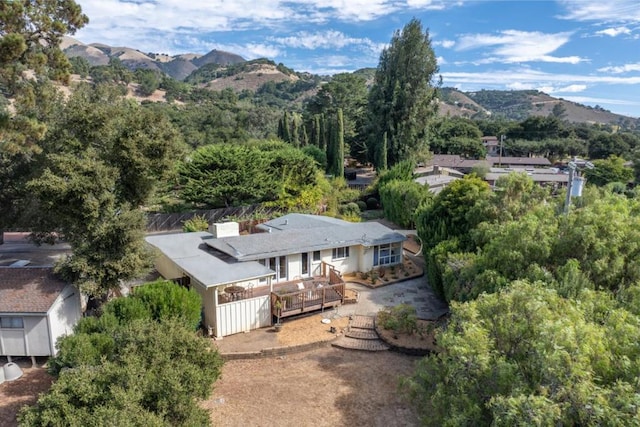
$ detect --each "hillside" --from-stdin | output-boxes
[61,36,244,81]
[439,88,640,128]
[59,37,638,128]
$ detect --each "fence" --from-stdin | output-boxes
[146,204,280,232]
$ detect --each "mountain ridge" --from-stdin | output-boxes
[60,37,639,128]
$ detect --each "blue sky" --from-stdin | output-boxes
[73,0,640,118]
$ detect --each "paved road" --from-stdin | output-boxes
[0,233,70,266]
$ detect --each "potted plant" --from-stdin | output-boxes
[274,299,283,332]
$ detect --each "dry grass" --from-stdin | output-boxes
[204,347,421,427]
[275,313,350,347]
[0,364,53,427]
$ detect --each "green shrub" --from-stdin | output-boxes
[339,202,361,216]
[102,297,151,323]
[378,304,417,334]
[366,197,379,209]
[132,280,202,330]
[182,214,209,232]
[356,200,367,211]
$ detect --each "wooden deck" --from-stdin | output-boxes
[271,282,345,319]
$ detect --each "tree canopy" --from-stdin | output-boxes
[404,281,640,426]
[366,18,439,167]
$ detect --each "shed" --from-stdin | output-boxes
[0,267,81,363]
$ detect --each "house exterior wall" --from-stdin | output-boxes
[47,284,82,356]
[287,254,302,279]
[321,245,360,274]
[155,253,183,280]
[360,246,374,272]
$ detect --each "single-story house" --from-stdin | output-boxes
[146,214,406,338]
[0,267,82,363]
[484,167,569,187]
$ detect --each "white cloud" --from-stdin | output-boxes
[506,82,534,90]
[561,96,640,106]
[455,30,585,64]
[558,1,640,23]
[505,82,586,94]
[595,26,632,37]
[598,63,640,73]
[437,56,447,65]
[556,84,588,93]
[442,69,640,87]
[269,30,371,50]
[434,39,455,48]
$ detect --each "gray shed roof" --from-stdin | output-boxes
[145,232,274,288]
[206,214,407,261]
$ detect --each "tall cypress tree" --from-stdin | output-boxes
[325,118,334,174]
[366,19,439,168]
[291,115,300,147]
[313,115,321,147]
[319,113,327,150]
[333,108,345,178]
[376,132,388,171]
[282,112,291,143]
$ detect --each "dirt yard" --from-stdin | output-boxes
[0,364,53,427]
[204,347,421,427]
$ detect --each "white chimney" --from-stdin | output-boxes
[209,222,240,238]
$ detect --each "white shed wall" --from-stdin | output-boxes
[47,285,82,356]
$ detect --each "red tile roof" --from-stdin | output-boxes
[0,267,68,313]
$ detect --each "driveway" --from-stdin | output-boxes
[0,233,70,267]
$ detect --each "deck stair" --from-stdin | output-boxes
[332,315,389,352]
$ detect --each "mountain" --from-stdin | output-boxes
[438,88,640,128]
[60,37,638,128]
[61,36,244,81]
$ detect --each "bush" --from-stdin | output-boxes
[356,200,367,211]
[378,304,418,334]
[182,214,209,232]
[366,197,379,210]
[132,280,203,330]
[339,202,361,216]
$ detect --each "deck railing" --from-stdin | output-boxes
[271,282,345,319]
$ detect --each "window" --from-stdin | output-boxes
[278,256,287,279]
[0,317,23,329]
[332,246,350,260]
[301,253,309,275]
[373,243,401,266]
[312,250,321,262]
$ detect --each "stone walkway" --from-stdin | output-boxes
[332,315,389,352]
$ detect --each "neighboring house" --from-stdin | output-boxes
[425,154,551,173]
[482,136,500,156]
[414,165,464,194]
[146,214,406,338]
[484,167,569,187]
[0,267,82,363]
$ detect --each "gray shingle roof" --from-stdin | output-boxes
[207,214,407,261]
[146,216,406,286]
[145,232,274,288]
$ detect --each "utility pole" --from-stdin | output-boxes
[498,135,505,167]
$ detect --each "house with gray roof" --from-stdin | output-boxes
[0,267,81,364]
[145,214,406,337]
